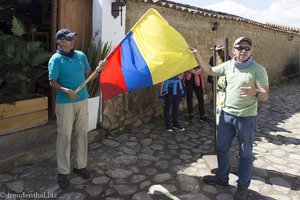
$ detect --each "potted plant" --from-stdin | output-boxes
[84,36,112,131]
[0,17,52,134]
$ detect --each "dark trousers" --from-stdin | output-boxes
[185,77,205,116]
[164,87,182,129]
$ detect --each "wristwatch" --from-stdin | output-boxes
[255,90,261,97]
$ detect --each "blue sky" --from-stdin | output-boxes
[173,0,300,28]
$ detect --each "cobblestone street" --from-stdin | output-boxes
[0,77,299,200]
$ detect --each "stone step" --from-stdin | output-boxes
[0,119,108,173]
[0,120,57,172]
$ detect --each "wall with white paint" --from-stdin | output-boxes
[93,0,126,48]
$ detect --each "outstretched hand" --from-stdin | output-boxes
[240,84,257,97]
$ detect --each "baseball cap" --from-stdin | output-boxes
[55,29,77,40]
[215,45,224,50]
[233,36,252,47]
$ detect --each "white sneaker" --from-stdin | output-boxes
[173,126,185,132]
[166,128,173,132]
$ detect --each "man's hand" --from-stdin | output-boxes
[239,84,257,97]
[96,60,107,73]
[189,47,199,55]
[188,47,216,77]
[66,89,79,100]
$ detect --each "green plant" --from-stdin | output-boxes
[0,17,52,103]
[85,37,112,97]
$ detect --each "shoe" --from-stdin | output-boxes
[188,114,194,121]
[57,173,69,190]
[233,187,248,200]
[200,116,210,122]
[203,175,228,186]
[173,125,185,132]
[73,168,91,180]
[166,128,173,132]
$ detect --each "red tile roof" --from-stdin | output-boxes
[136,0,300,34]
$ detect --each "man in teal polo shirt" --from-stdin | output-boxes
[48,28,105,190]
[190,37,269,200]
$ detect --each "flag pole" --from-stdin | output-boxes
[74,52,113,94]
[75,70,99,94]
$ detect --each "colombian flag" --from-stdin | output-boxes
[100,8,197,100]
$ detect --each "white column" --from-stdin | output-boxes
[93,0,126,47]
[92,0,126,124]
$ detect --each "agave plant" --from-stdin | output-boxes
[85,37,112,97]
[0,17,52,103]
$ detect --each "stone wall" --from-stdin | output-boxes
[100,0,300,131]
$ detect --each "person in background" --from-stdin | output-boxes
[161,74,185,132]
[48,28,106,190]
[182,66,209,122]
[208,45,231,124]
[190,37,269,200]
[208,45,231,94]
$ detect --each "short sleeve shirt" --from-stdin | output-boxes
[212,59,269,116]
[48,50,91,104]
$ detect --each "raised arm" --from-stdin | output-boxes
[189,47,217,77]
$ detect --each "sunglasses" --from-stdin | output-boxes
[234,46,251,52]
[62,37,74,41]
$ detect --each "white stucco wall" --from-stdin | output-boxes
[93,0,126,48]
[92,0,126,124]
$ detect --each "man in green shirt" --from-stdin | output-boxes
[190,37,269,200]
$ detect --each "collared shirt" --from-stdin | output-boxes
[48,50,91,104]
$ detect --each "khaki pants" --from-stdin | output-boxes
[55,100,88,174]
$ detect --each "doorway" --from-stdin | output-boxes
[0,0,93,118]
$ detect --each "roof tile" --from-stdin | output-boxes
[136,0,300,34]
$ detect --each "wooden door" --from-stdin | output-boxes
[55,0,92,51]
[50,0,92,118]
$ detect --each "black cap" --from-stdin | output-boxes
[55,29,77,40]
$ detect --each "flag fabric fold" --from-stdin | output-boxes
[100,8,198,100]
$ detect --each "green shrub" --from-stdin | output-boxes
[0,17,52,103]
[84,36,112,97]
